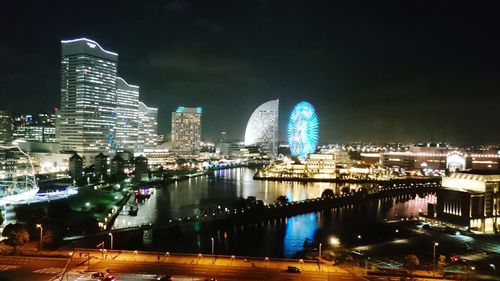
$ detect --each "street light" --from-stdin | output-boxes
[211,237,214,255]
[319,243,322,259]
[330,237,340,263]
[433,242,439,267]
[330,237,340,246]
[108,233,113,250]
[36,224,43,250]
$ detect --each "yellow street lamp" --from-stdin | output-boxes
[36,224,43,250]
[330,237,340,246]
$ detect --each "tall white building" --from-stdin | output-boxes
[59,38,118,157]
[137,102,158,149]
[244,99,279,158]
[115,77,139,151]
[171,107,202,155]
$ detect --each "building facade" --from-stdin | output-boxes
[14,125,56,143]
[134,155,149,182]
[68,153,83,180]
[0,110,13,144]
[381,145,500,173]
[94,152,108,178]
[429,172,500,233]
[59,38,118,157]
[115,77,139,151]
[171,107,202,155]
[244,99,279,158]
[137,102,158,150]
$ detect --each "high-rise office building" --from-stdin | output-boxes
[59,38,118,157]
[244,99,279,158]
[115,77,139,151]
[12,113,57,143]
[0,110,13,144]
[13,125,56,142]
[171,107,202,154]
[137,102,158,149]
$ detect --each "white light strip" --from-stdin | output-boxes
[117,77,139,88]
[61,38,118,56]
[139,101,158,111]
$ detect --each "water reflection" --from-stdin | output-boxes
[114,168,347,228]
[283,213,318,257]
[112,168,435,258]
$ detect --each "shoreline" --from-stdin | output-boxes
[253,174,441,185]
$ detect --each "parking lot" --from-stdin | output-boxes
[352,221,500,278]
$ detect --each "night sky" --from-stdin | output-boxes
[1,1,500,144]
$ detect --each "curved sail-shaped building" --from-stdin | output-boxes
[244,99,279,158]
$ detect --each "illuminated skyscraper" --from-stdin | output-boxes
[171,107,202,155]
[115,77,139,151]
[59,38,118,157]
[244,99,279,158]
[137,102,158,149]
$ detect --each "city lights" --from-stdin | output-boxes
[1,3,500,281]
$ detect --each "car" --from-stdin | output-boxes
[155,275,173,281]
[286,266,301,273]
[449,255,460,262]
[91,272,105,279]
[102,275,117,281]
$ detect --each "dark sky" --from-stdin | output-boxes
[1,1,500,144]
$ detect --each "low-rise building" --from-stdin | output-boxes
[94,153,108,178]
[134,155,149,182]
[427,172,500,233]
[69,153,83,180]
[110,155,125,177]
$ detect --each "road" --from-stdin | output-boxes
[0,252,369,281]
[0,255,73,281]
[87,259,363,281]
[0,249,459,281]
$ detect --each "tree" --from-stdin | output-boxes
[2,223,30,253]
[405,254,420,269]
[276,195,288,204]
[437,255,447,269]
[321,189,335,198]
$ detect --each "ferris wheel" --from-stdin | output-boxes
[287,101,319,159]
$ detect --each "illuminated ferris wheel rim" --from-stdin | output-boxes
[287,101,319,158]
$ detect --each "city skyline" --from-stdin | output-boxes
[2,3,500,280]
[1,1,500,144]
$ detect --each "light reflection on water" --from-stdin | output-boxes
[284,213,318,257]
[112,167,435,258]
